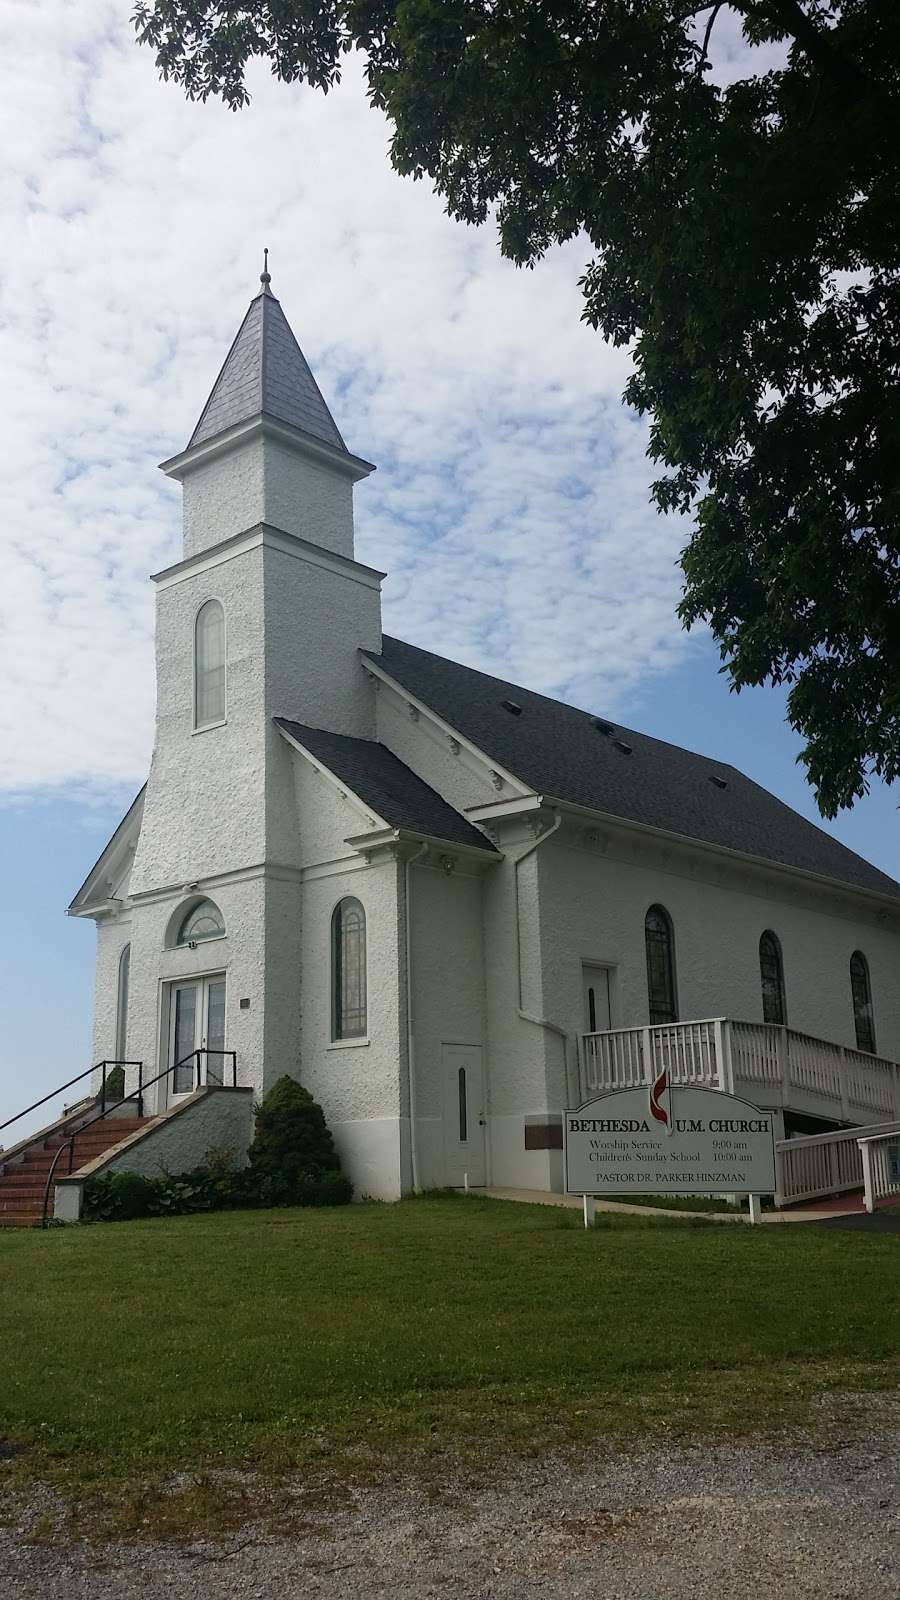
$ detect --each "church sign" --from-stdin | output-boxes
[564,1074,776,1197]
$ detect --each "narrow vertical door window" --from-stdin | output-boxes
[194,600,226,728]
[458,1067,468,1143]
[205,980,227,1083]
[172,986,198,1094]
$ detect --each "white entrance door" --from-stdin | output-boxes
[441,1044,486,1187]
[582,966,612,1034]
[167,975,227,1097]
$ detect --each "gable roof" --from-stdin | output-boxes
[67,785,146,914]
[275,719,498,855]
[363,636,900,901]
[187,286,348,455]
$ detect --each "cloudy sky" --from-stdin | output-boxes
[2,2,898,1133]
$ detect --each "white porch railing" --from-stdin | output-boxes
[579,1018,900,1127]
[774,1125,867,1205]
[858,1124,900,1213]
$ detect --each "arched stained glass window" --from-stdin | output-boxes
[177,899,225,946]
[332,897,367,1040]
[194,599,226,728]
[759,931,787,1026]
[115,943,130,1061]
[645,905,677,1026]
[850,951,876,1054]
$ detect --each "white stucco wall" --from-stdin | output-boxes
[91,916,133,1069]
[408,859,487,1189]
[263,437,356,560]
[180,434,357,561]
[181,437,265,555]
[131,543,269,891]
[263,538,380,743]
[481,830,564,1191]
[537,824,900,1065]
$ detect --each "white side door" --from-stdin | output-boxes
[441,1043,486,1187]
[582,966,612,1034]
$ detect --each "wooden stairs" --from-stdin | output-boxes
[0,1117,152,1227]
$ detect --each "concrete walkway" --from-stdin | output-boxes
[481,1185,870,1225]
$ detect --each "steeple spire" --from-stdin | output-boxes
[181,270,360,458]
[161,262,375,564]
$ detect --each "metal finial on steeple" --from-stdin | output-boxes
[260,247,272,293]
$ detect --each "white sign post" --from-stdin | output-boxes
[564,1078,776,1226]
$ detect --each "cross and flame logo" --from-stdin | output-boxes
[649,1067,671,1132]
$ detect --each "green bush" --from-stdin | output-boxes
[101,1065,125,1103]
[248,1075,343,1204]
[81,1084,352,1222]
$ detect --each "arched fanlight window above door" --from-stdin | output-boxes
[177,899,226,947]
[759,931,787,1026]
[850,950,876,1054]
[194,599,226,729]
[644,905,677,1026]
[332,897,367,1040]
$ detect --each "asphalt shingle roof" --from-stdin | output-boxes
[188,289,348,453]
[275,719,498,854]
[363,636,900,901]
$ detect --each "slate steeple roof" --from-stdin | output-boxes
[187,262,349,455]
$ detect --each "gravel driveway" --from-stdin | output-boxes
[4,1403,898,1599]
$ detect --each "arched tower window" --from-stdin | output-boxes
[850,951,876,1054]
[194,599,226,728]
[332,897,367,1040]
[645,905,677,1026]
[759,931,787,1026]
[177,899,225,946]
[115,943,130,1060]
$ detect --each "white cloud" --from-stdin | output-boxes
[0,0,708,796]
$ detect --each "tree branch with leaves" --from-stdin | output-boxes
[134,0,900,817]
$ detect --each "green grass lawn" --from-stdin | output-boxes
[1,1197,897,1533]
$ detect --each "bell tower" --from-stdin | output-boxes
[129,258,383,895]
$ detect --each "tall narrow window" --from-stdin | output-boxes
[850,951,876,1054]
[759,931,787,1026]
[194,599,226,728]
[645,905,677,1026]
[332,897,367,1040]
[115,943,130,1061]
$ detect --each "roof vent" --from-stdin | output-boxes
[709,774,728,790]
[613,739,633,756]
[502,699,523,716]
[593,719,615,736]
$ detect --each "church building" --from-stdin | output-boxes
[64,264,900,1203]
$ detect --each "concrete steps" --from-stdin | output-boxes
[0,1117,151,1227]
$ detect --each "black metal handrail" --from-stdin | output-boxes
[41,1047,239,1226]
[0,1059,143,1140]
[137,1048,237,1115]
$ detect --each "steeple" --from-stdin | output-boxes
[161,258,375,562]
[187,254,350,457]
